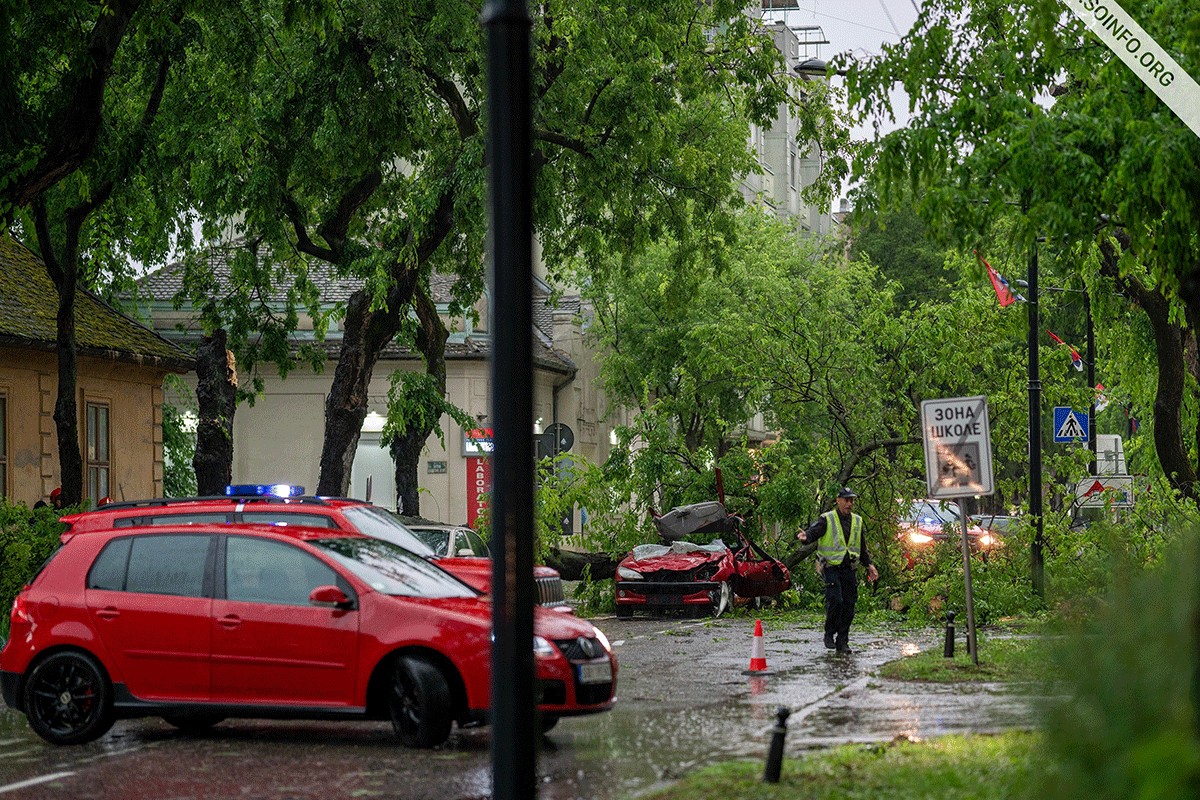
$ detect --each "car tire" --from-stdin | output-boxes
[389,655,453,748]
[539,714,559,734]
[614,604,633,620]
[23,651,115,745]
[163,714,225,733]
[712,581,733,618]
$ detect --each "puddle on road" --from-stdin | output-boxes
[535,654,1043,800]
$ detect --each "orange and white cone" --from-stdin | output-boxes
[743,619,771,674]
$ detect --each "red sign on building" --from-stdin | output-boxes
[466,455,492,527]
[463,427,493,527]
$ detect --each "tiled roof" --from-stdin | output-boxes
[141,241,577,375]
[139,240,462,306]
[0,236,192,371]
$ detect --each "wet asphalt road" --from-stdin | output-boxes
[0,616,1045,799]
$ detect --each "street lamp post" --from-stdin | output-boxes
[1026,245,1045,600]
[1015,272,1096,602]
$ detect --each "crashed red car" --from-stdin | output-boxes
[614,501,790,618]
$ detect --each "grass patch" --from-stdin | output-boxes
[879,635,1051,684]
[639,730,1042,800]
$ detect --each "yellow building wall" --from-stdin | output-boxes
[0,346,174,506]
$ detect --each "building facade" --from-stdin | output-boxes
[137,247,616,525]
[0,236,192,506]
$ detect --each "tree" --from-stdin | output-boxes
[167,0,797,513]
[2,2,195,505]
[831,0,1200,500]
[587,211,1037,572]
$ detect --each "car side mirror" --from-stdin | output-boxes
[309,585,354,610]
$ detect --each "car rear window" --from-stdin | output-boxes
[114,512,231,527]
[92,534,212,597]
[313,537,476,599]
[88,538,131,590]
[240,512,339,528]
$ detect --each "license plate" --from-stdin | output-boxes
[577,660,611,685]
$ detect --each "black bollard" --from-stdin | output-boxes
[944,610,956,658]
[763,706,791,784]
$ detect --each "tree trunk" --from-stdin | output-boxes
[53,269,84,507]
[1099,239,1198,500]
[390,285,449,516]
[316,288,406,496]
[193,329,238,495]
[543,548,619,582]
[315,187,457,498]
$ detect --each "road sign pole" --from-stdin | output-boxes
[958,501,979,665]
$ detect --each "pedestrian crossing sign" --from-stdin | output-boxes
[1053,407,1089,443]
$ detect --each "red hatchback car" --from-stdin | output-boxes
[59,488,569,608]
[0,523,617,746]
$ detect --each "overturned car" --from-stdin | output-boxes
[613,501,791,618]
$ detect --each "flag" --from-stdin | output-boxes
[1046,329,1085,371]
[974,251,1026,307]
[1095,383,1109,413]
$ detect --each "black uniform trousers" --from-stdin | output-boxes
[822,562,859,649]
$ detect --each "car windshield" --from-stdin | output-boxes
[410,528,449,556]
[906,501,960,525]
[340,506,438,558]
[313,537,477,598]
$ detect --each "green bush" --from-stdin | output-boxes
[0,501,68,640]
[1038,532,1200,800]
[572,565,616,616]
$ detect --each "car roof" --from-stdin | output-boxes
[60,494,371,528]
[65,521,370,544]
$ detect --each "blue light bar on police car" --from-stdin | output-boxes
[225,484,305,498]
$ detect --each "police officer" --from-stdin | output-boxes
[798,487,878,655]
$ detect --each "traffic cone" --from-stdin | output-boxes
[743,619,771,675]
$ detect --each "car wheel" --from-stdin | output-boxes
[163,714,225,733]
[539,714,559,734]
[712,581,733,618]
[23,651,115,745]
[614,604,633,620]
[389,656,452,748]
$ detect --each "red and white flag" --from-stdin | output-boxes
[975,251,1025,307]
[1047,330,1084,372]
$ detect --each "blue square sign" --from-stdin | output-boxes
[1053,407,1089,443]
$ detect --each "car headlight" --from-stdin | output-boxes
[591,625,612,654]
[979,533,999,548]
[908,532,934,545]
[533,635,557,657]
[617,566,644,580]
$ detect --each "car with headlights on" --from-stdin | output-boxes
[0,522,616,746]
[897,499,1000,568]
[59,485,568,609]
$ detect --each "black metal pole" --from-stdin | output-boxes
[1028,242,1045,599]
[1086,290,1097,474]
[483,0,536,798]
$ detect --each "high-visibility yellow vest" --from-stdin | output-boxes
[817,509,862,566]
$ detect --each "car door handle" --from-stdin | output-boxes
[218,614,242,628]
[95,607,120,620]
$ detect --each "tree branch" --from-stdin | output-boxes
[8,0,143,208]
